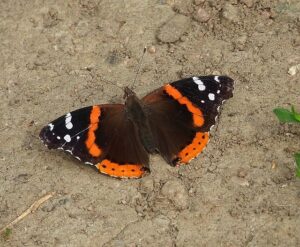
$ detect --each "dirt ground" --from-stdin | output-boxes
[1,0,300,246]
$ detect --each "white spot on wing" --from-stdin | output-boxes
[65,112,71,119]
[208,93,215,101]
[48,123,54,131]
[66,122,73,129]
[193,77,206,91]
[217,90,220,94]
[65,113,73,129]
[57,136,61,140]
[85,162,94,166]
[214,76,220,82]
[198,84,206,91]
[193,77,205,85]
[76,136,80,140]
[64,134,71,142]
[201,100,205,103]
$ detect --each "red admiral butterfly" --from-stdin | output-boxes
[40,76,234,178]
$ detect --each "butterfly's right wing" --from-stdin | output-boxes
[142,76,234,166]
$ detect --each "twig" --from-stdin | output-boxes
[0,192,55,234]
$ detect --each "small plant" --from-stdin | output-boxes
[2,228,12,241]
[273,106,300,178]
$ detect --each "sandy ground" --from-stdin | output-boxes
[1,0,300,246]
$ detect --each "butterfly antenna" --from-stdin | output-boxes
[131,46,147,89]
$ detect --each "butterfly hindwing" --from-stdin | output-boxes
[93,105,149,178]
[142,75,234,165]
[40,104,149,178]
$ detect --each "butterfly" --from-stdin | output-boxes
[40,76,234,178]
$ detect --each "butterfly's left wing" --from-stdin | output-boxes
[142,76,234,165]
[39,104,150,178]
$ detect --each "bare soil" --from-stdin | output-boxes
[1,0,300,246]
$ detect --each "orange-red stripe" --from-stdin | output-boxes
[96,160,146,178]
[85,106,102,157]
[178,132,209,164]
[164,84,204,127]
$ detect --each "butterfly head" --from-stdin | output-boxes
[124,87,145,119]
[124,86,136,99]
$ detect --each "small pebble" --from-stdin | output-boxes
[288,64,300,76]
[222,3,240,23]
[161,180,189,210]
[148,45,156,54]
[188,187,196,195]
[231,176,250,187]
[237,169,247,178]
[194,7,210,22]
[120,199,127,205]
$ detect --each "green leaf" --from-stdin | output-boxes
[291,106,300,122]
[295,153,300,178]
[273,108,299,123]
[294,114,300,122]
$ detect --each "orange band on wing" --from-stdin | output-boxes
[164,84,204,127]
[96,159,146,178]
[178,132,209,164]
[85,106,102,157]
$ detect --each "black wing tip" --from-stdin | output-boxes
[215,75,234,98]
[39,125,59,149]
[220,75,234,85]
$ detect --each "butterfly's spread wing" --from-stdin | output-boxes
[142,76,234,165]
[40,104,149,178]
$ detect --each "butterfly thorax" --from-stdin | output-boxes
[124,87,157,153]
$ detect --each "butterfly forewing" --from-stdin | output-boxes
[170,76,234,131]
